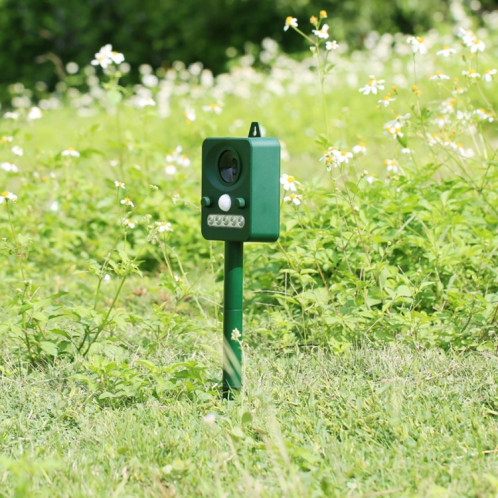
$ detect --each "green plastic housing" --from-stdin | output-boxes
[201,136,280,242]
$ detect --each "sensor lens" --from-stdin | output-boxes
[218,150,240,184]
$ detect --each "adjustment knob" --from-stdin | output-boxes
[235,197,246,208]
[201,196,212,207]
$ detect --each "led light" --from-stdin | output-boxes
[207,214,245,228]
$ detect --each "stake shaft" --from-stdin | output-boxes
[223,240,243,397]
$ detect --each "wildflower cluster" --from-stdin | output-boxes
[319,147,353,170]
[458,28,485,53]
[164,146,191,175]
[91,44,125,69]
[284,10,339,53]
[280,173,302,205]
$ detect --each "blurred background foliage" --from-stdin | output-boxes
[0,0,495,93]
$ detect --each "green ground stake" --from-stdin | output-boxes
[223,240,243,397]
[201,122,280,398]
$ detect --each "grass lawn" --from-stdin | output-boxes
[1,345,497,497]
[0,9,497,497]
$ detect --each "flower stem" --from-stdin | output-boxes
[6,203,26,281]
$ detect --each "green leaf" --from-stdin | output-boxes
[40,341,58,356]
[396,285,413,298]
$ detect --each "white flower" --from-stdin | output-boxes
[312,24,329,39]
[280,173,300,191]
[440,98,456,114]
[27,106,42,120]
[437,46,456,57]
[455,111,470,125]
[110,50,125,64]
[184,108,196,123]
[469,39,485,53]
[135,96,156,108]
[178,154,190,168]
[336,150,353,164]
[114,180,125,189]
[142,74,158,87]
[456,144,474,158]
[473,108,494,123]
[0,162,18,172]
[383,114,410,139]
[123,218,135,229]
[284,193,302,205]
[165,164,177,175]
[462,69,481,79]
[61,147,80,158]
[202,103,222,114]
[319,147,353,170]
[11,145,23,156]
[284,17,298,31]
[166,146,190,168]
[202,413,217,424]
[458,28,476,47]
[66,61,79,74]
[401,148,413,154]
[49,200,59,211]
[364,172,375,184]
[120,197,134,207]
[156,221,172,232]
[433,115,450,128]
[0,191,17,203]
[482,69,496,82]
[384,159,399,173]
[91,44,113,68]
[166,146,182,163]
[352,143,367,154]
[103,273,111,282]
[326,40,339,51]
[406,36,428,55]
[377,93,396,107]
[3,111,19,120]
[429,71,450,81]
[1,136,13,143]
[359,75,385,95]
[384,123,404,138]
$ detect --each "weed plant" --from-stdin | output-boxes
[0,3,496,496]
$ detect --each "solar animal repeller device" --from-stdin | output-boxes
[201,122,280,398]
